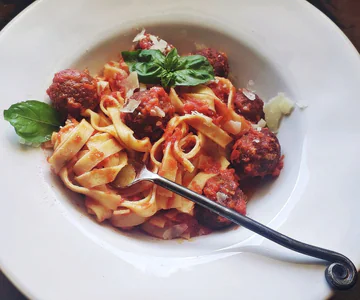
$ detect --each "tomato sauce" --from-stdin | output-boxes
[103,97,117,107]
[198,156,221,174]
[182,96,225,126]
[74,135,82,144]
[208,82,229,103]
[183,97,214,116]
[164,127,182,146]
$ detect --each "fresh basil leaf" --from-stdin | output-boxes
[176,55,212,70]
[138,49,165,64]
[173,55,215,86]
[122,49,166,84]
[161,72,175,88]
[164,48,179,71]
[122,49,165,69]
[3,100,61,144]
[121,48,214,88]
[131,62,164,84]
[121,50,142,69]
[173,68,215,86]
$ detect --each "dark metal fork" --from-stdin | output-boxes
[123,165,357,290]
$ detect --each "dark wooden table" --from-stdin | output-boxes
[1,0,359,299]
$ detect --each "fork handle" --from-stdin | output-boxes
[148,174,357,290]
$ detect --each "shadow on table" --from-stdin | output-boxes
[0,271,26,300]
[328,273,360,300]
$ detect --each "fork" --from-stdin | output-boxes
[122,165,357,290]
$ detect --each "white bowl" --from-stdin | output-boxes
[0,0,359,299]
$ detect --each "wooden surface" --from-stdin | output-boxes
[0,0,359,299]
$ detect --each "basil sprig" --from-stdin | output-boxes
[3,100,61,145]
[121,48,215,88]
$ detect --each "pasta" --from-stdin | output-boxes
[45,31,285,239]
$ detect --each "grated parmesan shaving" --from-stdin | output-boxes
[251,118,266,131]
[190,111,212,127]
[264,93,294,133]
[120,98,141,113]
[122,72,139,99]
[149,35,158,44]
[257,118,266,128]
[191,111,204,116]
[216,192,228,202]
[132,29,146,42]
[149,35,168,52]
[296,102,308,109]
[149,106,166,118]
[242,89,256,101]
[209,77,219,84]
[96,81,110,96]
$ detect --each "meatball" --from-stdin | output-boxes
[230,128,282,178]
[195,169,247,229]
[195,48,229,77]
[233,88,265,123]
[47,69,99,118]
[135,33,173,54]
[121,87,175,142]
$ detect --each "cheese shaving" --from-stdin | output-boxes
[191,111,204,116]
[120,98,141,113]
[96,81,110,96]
[149,35,168,52]
[264,93,294,132]
[242,89,256,101]
[251,118,266,131]
[296,102,308,109]
[132,29,146,42]
[121,72,139,99]
[149,106,166,118]
[257,118,266,128]
[216,192,228,202]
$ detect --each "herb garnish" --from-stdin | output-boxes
[121,48,215,88]
[3,100,61,145]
